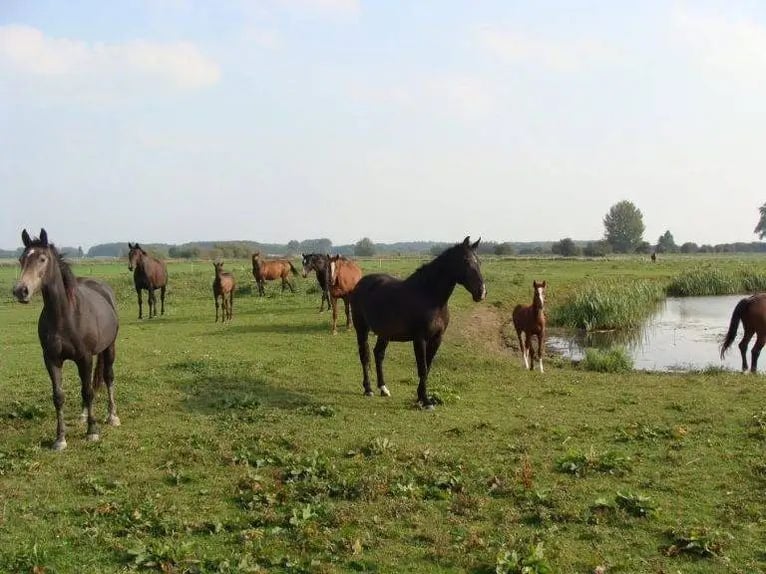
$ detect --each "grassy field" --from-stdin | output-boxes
[1,255,766,573]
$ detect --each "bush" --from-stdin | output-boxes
[580,347,633,373]
[551,238,581,257]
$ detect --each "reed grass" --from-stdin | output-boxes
[580,347,634,373]
[665,268,766,297]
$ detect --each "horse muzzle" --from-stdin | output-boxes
[473,283,487,302]
[12,282,31,304]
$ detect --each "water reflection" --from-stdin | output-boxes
[548,295,748,372]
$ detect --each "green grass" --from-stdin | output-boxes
[665,267,766,297]
[1,255,766,572]
[580,347,634,373]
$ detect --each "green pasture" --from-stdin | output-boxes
[1,255,766,573]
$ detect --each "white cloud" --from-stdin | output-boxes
[478,27,608,71]
[0,24,219,90]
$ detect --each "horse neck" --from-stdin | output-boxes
[406,260,457,307]
[532,297,544,317]
[41,263,73,321]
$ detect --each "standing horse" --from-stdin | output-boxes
[128,242,168,319]
[13,229,120,450]
[512,281,547,372]
[721,294,766,372]
[251,252,298,296]
[350,237,486,407]
[328,254,362,334]
[213,261,236,322]
[301,253,334,312]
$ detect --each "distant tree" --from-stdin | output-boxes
[493,242,515,256]
[551,237,580,257]
[635,241,652,254]
[429,244,447,256]
[656,230,678,253]
[755,203,766,239]
[169,245,200,259]
[698,244,714,253]
[354,237,375,257]
[583,240,612,257]
[300,238,332,254]
[680,242,699,254]
[77,246,84,258]
[286,240,300,255]
[603,201,645,253]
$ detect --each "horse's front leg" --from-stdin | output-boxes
[44,356,67,451]
[343,297,352,328]
[331,297,339,334]
[516,330,528,369]
[136,288,143,320]
[413,338,432,408]
[160,285,166,315]
[148,287,156,318]
[77,357,99,441]
[355,324,373,396]
[215,293,220,322]
[373,337,391,396]
[537,330,545,373]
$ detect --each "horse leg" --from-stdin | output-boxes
[77,356,99,441]
[331,297,339,334]
[537,330,545,373]
[45,356,67,451]
[160,285,166,316]
[426,333,443,373]
[373,337,391,396]
[344,297,352,329]
[287,276,295,293]
[136,288,143,320]
[258,279,265,296]
[413,338,432,408]
[229,291,234,320]
[355,322,373,396]
[516,329,528,369]
[739,329,754,372]
[751,335,765,374]
[148,287,156,319]
[215,293,220,322]
[103,344,120,426]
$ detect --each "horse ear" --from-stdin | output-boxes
[542,281,547,288]
[39,228,48,246]
[471,237,481,250]
[462,236,471,247]
[128,242,133,249]
[21,229,31,247]
[533,280,539,288]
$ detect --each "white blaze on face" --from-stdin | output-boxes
[536,286,545,307]
[330,260,337,285]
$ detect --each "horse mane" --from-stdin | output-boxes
[405,242,462,289]
[27,239,77,302]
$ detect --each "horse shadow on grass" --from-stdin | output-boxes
[201,320,331,336]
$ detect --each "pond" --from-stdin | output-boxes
[547,294,749,372]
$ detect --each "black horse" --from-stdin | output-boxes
[301,253,333,312]
[13,229,120,450]
[350,237,486,408]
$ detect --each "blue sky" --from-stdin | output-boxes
[1,0,765,248]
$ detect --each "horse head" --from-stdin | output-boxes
[454,236,486,302]
[127,242,146,271]
[533,280,546,309]
[14,228,56,303]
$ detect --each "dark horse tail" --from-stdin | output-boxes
[721,297,750,359]
[92,352,105,390]
[288,261,299,276]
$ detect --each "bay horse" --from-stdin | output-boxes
[721,294,766,372]
[251,252,298,296]
[213,261,236,322]
[328,254,362,334]
[13,229,120,450]
[301,253,336,312]
[128,242,168,319]
[350,237,486,408]
[512,280,547,372]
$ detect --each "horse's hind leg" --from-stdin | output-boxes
[751,335,765,374]
[355,320,373,396]
[739,329,754,372]
[148,287,156,318]
[103,344,120,426]
[413,338,432,408]
[215,293,220,322]
[331,297,339,334]
[426,333,443,374]
[228,291,234,321]
[160,285,166,316]
[45,357,67,451]
[516,329,529,369]
[76,356,99,441]
[343,297,352,328]
[373,337,391,396]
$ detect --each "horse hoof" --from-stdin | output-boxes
[52,439,67,451]
[106,415,121,427]
[418,401,435,411]
[364,390,374,397]
[86,433,100,442]
[380,385,391,397]
[79,412,88,424]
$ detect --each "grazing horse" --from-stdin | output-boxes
[651,252,657,263]
[213,261,236,322]
[721,294,766,372]
[127,242,168,319]
[512,281,547,372]
[301,253,340,312]
[350,237,486,408]
[251,252,298,296]
[328,254,362,334]
[13,229,120,450]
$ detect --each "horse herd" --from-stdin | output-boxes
[10,228,766,451]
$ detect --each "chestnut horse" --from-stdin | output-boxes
[13,229,120,450]
[128,242,168,319]
[350,237,486,408]
[721,294,766,372]
[512,280,547,372]
[328,254,362,334]
[213,261,236,322]
[251,252,298,296]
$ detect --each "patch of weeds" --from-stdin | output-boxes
[361,437,394,457]
[390,481,419,499]
[663,526,730,558]
[555,448,630,477]
[298,404,335,418]
[81,476,122,496]
[495,541,552,574]
[124,539,194,572]
[421,469,465,500]
[0,446,38,476]
[429,386,461,405]
[0,542,52,573]
[216,393,261,410]
[580,347,633,373]
[615,491,656,518]
[2,400,46,421]
[751,410,766,440]
[614,422,673,443]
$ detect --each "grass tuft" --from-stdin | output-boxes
[665,268,766,297]
[580,347,633,373]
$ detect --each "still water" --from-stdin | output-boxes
[547,295,749,372]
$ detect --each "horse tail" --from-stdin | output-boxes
[721,297,750,359]
[92,352,105,390]
[288,261,299,276]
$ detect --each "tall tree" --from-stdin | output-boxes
[354,237,375,257]
[755,203,766,239]
[603,200,645,253]
[656,230,678,253]
[551,237,580,257]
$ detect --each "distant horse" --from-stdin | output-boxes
[651,252,657,263]
[721,294,766,372]
[13,229,120,450]
[302,253,346,312]
[350,237,486,407]
[328,254,362,334]
[251,252,298,296]
[512,281,547,372]
[213,261,236,322]
[128,242,168,319]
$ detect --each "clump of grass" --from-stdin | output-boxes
[495,541,552,574]
[580,347,633,373]
[665,268,766,297]
[663,526,730,558]
[555,449,630,477]
[615,491,656,518]
[550,281,664,330]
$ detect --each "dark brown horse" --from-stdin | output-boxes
[128,242,168,319]
[13,229,120,450]
[301,253,332,312]
[328,254,362,334]
[512,280,547,372]
[350,237,486,408]
[251,252,298,296]
[213,261,236,322]
[721,294,766,372]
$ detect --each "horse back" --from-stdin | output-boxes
[332,260,362,297]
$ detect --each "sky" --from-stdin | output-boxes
[1,0,765,249]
